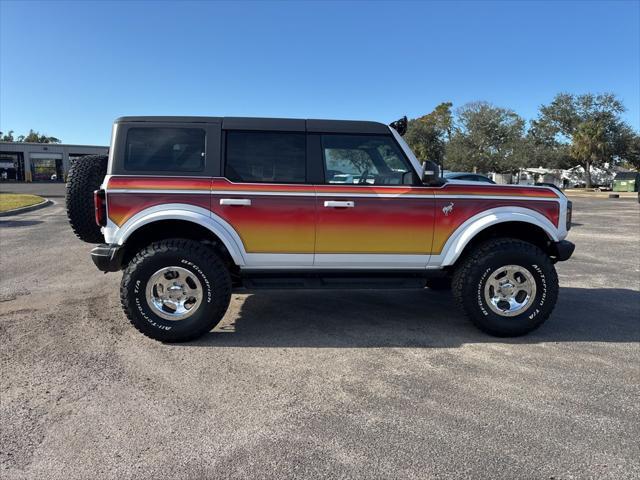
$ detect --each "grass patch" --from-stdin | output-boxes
[0,193,45,212]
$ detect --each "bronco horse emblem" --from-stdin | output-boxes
[442,202,454,216]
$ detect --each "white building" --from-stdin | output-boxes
[0,142,108,182]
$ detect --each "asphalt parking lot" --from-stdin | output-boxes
[1,196,639,479]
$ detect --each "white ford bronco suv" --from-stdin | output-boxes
[66,116,574,342]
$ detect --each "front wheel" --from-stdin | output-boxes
[120,239,231,342]
[452,238,559,337]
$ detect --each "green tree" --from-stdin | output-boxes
[420,102,454,141]
[524,121,573,170]
[624,135,640,169]
[615,126,640,169]
[17,129,61,144]
[0,130,15,142]
[533,92,631,187]
[446,102,526,173]
[1,129,61,143]
[404,102,453,168]
[405,118,445,164]
[569,120,607,181]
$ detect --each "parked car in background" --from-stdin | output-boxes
[444,172,496,184]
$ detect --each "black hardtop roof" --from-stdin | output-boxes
[114,116,390,134]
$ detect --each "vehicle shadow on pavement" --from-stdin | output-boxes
[183,287,640,348]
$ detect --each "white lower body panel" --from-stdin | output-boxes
[241,253,430,270]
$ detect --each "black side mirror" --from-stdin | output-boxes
[422,160,442,186]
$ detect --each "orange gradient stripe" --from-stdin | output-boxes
[108,176,211,191]
[210,195,316,253]
[211,179,313,194]
[106,177,561,255]
[435,183,559,198]
[107,193,210,226]
[108,176,559,198]
[431,198,560,253]
[315,197,434,254]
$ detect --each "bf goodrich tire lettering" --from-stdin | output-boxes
[452,238,559,337]
[121,239,231,342]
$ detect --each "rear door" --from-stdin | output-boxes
[210,123,316,267]
[313,133,435,268]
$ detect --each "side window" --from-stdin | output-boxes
[125,128,205,172]
[322,135,413,185]
[225,131,306,183]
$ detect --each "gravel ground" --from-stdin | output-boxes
[1,197,639,479]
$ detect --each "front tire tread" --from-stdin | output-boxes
[452,238,559,337]
[120,239,231,342]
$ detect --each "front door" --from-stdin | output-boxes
[314,134,435,268]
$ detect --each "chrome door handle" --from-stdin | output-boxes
[324,200,355,208]
[220,198,251,206]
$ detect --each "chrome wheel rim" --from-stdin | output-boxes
[483,265,537,317]
[145,266,203,321]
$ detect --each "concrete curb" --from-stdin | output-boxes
[0,199,53,217]
[564,192,637,199]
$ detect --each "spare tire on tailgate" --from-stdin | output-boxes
[66,154,108,243]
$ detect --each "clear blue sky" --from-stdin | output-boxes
[1,0,638,146]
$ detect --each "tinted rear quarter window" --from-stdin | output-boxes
[225,131,306,183]
[125,127,205,172]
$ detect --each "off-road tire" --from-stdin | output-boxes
[66,154,108,243]
[120,239,232,342]
[452,238,559,337]
[425,277,452,290]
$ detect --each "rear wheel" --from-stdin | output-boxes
[452,238,558,337]
[120,239,231,342]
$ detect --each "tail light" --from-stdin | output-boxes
[94,189,107,227]
[566,200,572,230]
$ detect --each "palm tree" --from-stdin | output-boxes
[0,130,15,142]
[570,120,607,188]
